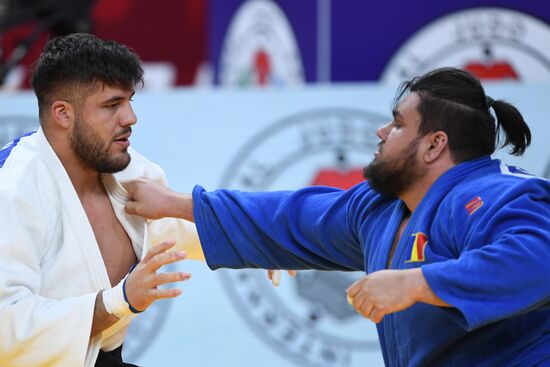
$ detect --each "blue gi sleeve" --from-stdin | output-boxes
[422,177,550,331]
[192,184,370,271]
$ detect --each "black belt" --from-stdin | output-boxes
[95,345,140,367]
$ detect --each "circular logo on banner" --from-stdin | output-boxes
[382,8,550,83]
[219,109,388,367]
[219,0,304,87]
[0,116,39,147]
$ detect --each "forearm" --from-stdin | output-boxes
[413,268,451,307]
[171,193,194,222]
[90,291,119,337]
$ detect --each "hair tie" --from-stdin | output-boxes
[485,96,495,109]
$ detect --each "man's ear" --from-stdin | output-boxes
[50,100,74,129]
[423,131,448,163]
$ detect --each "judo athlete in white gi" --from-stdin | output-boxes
[122,68,550,366]
[0,34,201,366]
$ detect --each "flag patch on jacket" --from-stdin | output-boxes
[406,232,428,263]
[465,196,484,215]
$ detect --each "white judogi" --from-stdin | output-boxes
[0,128,199,366]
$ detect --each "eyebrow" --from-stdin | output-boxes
[392,108,402,120]
[102,91,135,104]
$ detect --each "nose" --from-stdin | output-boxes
[121,104,137,127]
[376,121,392,141]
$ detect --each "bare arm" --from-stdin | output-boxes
[91,292,119,337]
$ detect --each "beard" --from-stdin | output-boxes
[69,118,131,173]
[363,137,425,198]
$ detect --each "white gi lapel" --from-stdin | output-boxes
[101,173,148,260]
[35,128,111,292]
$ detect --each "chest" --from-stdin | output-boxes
[82,195,137,286]
[386,216,410,268]
[362,203,458,273]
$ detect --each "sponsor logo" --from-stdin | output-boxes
[382,8,550,83]
[465,196,484,215]
[406,232,428,263]
[219,0,304,87]
[219,108,388,366]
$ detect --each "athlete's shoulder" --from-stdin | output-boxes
[447,159,548,215]
[458,159,547,195]
[0,131,52,191]
[0,131,40,170]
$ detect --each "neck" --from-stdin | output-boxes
[399,161,455,212]
[64,159,103,198]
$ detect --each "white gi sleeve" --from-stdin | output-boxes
[0,189,97,366]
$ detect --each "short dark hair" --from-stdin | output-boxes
[31,33,144,121]
[395,67,531,163]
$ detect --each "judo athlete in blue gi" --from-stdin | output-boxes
[123,68,550,366]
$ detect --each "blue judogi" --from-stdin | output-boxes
[193,156,550,366]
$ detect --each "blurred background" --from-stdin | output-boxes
[2,0,550,90]
[1,1,549,366]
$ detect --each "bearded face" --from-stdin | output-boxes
[363,137,425,198]
[69,114,132,173]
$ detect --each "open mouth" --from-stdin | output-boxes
[375,143,383,157]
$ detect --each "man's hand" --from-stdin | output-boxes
[125,240,191,312]
[122,177,193,221]
[346,268,448,323]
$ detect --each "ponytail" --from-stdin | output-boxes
[490,99,531,156]
[400,67,533,163]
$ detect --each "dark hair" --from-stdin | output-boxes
[394,67,531,162]
[31,33,144,120]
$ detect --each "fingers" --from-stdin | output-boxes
[347,292,384,323]
[346,278,362,299]
[147,250,187,272]
[142,240,176,263]
[267,270,297,287]
[125,201,138,215]
[120,179,136,195]
[124,239,191,312]
[138,288,183,306]
[151,288,182,300]
[153,271,191,287]
[369,308,384,323]
[271,270,281,287]
[121,177,150,195]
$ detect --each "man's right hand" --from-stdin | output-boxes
[125,240,191,312]
[122,177,194,221]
